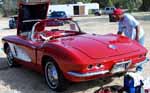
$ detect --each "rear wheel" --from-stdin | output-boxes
[6,46,15,67]
[44,59,69,92]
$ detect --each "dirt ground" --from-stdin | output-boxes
[0,13,150,93]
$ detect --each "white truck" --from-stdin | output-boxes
[103,7,116,14]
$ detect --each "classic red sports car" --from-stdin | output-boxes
[2,2,148,92]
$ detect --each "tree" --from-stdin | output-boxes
[1,0,17,17]
[108,0,113,6]
[140,0,150,11]
[76,0,92,3]
[57,0,92,4]
[1,0,49,17]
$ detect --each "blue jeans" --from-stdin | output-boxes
[137,35,145,71]
[138,36,145,46]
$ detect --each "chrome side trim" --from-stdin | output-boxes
[135,58,149,66]
[67,70,109,77]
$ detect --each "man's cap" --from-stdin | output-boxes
[113,8,123,15]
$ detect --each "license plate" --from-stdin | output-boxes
[111,60,131,73]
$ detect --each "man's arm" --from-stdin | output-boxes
[118,22,123,35]
[135,25,140,41]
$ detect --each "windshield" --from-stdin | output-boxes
[45,20,81,32]
[50,12,66,17]
[28,19,83,41]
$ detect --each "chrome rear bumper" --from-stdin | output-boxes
[67,70,109,77]
[67,58,149,78]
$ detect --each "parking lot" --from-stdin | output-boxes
[0,14,150,93]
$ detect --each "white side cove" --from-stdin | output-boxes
[8,43,32,62]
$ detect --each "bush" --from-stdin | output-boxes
[0,8,2,17]
[1,0,18,17]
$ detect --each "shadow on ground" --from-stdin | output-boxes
[65,77,113,93]
[0,57,114,93]
[0,57,9,70]
[2,28,10,30]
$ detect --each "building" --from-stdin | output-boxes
[48,2,99,16]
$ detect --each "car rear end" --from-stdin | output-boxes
[61,34,148,82]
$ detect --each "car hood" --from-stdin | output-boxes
[61,34,140,59]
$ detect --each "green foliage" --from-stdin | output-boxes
[76,0,92,3]
[127,0,134,12]
[0,8,2,17]
[0,0,147,17]
[52,0,93,4]
[1,0,18,17]
[140,0,150,11]
[108,0,113,6]
[92,0,142,11]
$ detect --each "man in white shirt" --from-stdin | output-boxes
[113,8,145,46]
[113,8,145,71]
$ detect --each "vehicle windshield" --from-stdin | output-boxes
[28,19,83,41]
[45,19,81,32]
[50,12,66,17]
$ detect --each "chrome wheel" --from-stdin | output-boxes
[44,59,69,92]
[6,47,14,67]
[45,61,59,89]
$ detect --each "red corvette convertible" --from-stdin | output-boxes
[2,2,148,92]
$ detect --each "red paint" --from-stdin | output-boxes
[2,1,148,83]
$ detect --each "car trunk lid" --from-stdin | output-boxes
[62,34,139,59]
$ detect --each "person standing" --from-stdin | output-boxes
[113,8,145,72]
[113,8,145,46]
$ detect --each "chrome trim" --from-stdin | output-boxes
[114,60,131,65]
[22,19,41,23]
[8,43,32,62]
[135,58,149,66]
[67,70,109,77]
[111,60,131,73]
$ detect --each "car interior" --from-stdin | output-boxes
[30,20,82,41]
